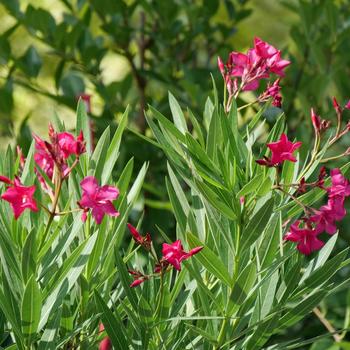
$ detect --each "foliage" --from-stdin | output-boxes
[0,0,251,137]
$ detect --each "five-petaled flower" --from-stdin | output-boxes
[284,221,324,255]
[267,133,302,165]
[0,176,38,219]
[162,240,203,271]
[256,133,302,167]
[78,176,119,224]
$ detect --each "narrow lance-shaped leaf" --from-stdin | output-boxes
[22,275,42,344]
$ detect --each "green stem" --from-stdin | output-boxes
[38,176,63,251]
[215,223,241,349]
[154,271,164,319]
[298,133,320,181]
[237,100,258,111]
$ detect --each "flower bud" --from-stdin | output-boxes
[311,108,321,132]
[217,56,225,77]
[333,96,342,114]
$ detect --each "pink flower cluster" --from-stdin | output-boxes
[285,169,350,255]
[126,224,203,287]
[255,102,350,255]
[218,37,290,110]
[0,125,120,225]
[34,125,86,181]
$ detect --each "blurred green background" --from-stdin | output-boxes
[1,0,350,348]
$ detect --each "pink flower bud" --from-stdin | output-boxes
[0,175,12,185]
[130,279,145,288]
[333,96,342,114]
[99,323,112,350]
[311,108,321,132]
[217,57,225,77]
[345,100,350,110]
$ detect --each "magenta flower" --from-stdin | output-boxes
[327,169,350,198]
[310,197,346,235]
[127,223,151,249]
[162,240,203,271]
[33,127,86,180]
[345,100,350,110]
[78,176,119,224]
[259,79,282,107]
[218,37,290,98]
[284,221,324,255]
[1,177,38,219]
[34,134,55,179]
[267,133,302,165]
[58,131,86,159]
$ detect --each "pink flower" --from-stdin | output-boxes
[33,134,55,179]
[267,133,302,165]
[99,323,112,350]
[254,37,278,58]
[162,240,203,271]
[327,169,350,198]
[259,79,282,107]
[33,127,85,180]
[345,100,350,110]
[310,198,345,235]
[57,131,86,159]
[1,177,38,219]
[310,108,330,134]
[284,221,324,255]
[127,223,152,249]
[78,176,119,224]
[220,37,290,97]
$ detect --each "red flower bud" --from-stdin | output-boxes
[333,96,342,114]
[217,56,225,77]
[311,108,321,132]
[130,278,146,288]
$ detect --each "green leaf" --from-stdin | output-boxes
[76,99,92,155]
[21,276,42,343]
[94,291,129,350]
[114,251,138,311]
[237,173,264,198]
[19,46,42,77]
[169,92,187,134]
[149,105,186,143]
[38,307,62,350]
[228,262,257,314]
[240,197,275,252]
[39,233,97,331]
[278,290,328,329]
[187,232,233,286]
[21,229,37,284]
[102,106,129,183]
[90,126,110,179]
[195,180,237,220]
